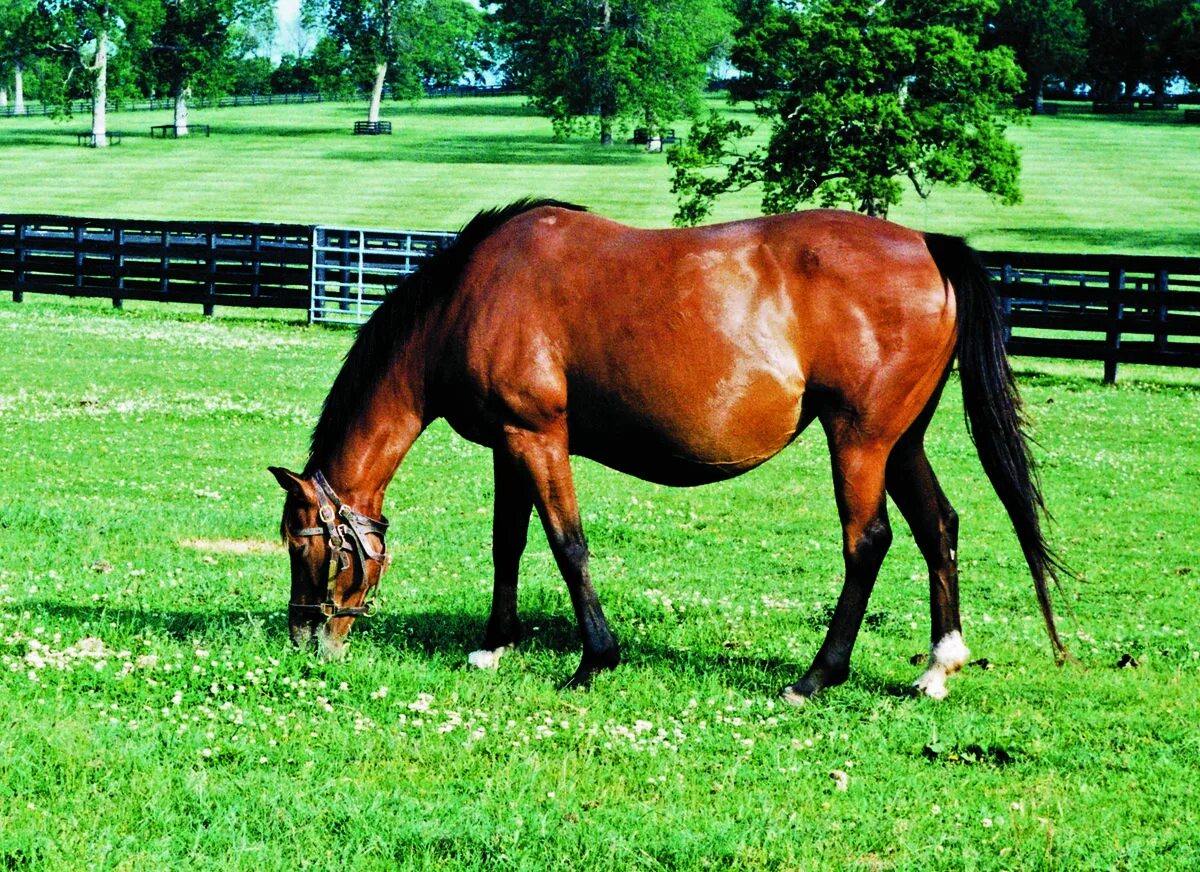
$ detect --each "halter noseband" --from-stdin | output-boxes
[288,470,390,620]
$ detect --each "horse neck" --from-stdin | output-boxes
[317,350,427,518]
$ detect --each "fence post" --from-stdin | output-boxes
[204,231,216,316]
[73,223,84,297]
[14,221,26,303]
[160,227,170,300]
[251,231,262,299]
[1104,269,1125,384]
[309,226,319,325]
[1154,270,1169,352]
[113,224,124,309]
[999,263,1015,344]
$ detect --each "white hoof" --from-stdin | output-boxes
[912,631,969,700]
[467,647,507,670]
[914,670,949,700]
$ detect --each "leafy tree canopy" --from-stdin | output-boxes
[304,0,487,100]
[1080,0,1196,100]
[490,0,734,142]
[144,0,275,100]
[989,0,1088,105]
[670,0,1025,224]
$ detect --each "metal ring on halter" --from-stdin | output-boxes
[286,470,390,621]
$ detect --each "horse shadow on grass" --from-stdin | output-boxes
[27,600,916,697]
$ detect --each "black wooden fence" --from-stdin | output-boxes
[2,213,1198,382]
[0,215,311,315]
[988,251,1200,382]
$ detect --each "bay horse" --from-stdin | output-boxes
[270,199,1066,703]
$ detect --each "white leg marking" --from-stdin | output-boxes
[467,646,508,670]
[913,631,969,700]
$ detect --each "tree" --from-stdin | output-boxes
[303,0,486,123]
[490,0,734,144]
[38,0,161,146]
[1,0,42,114]
[1178,3,1200,82]
[146,0,275,136]
[669,0,1025,224]
[990,0,1089,112]
[1080,0,1193,103]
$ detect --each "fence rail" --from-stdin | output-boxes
[0,92,328,119]
[0,215,311,315]
[0,85,515,119]
[985,250,1200,382]
[3,213,1199,381]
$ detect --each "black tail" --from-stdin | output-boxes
[924,233,1068,662]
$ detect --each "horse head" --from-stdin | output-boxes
[268,467,389,658]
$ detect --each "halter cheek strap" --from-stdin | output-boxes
[288,470,390,620]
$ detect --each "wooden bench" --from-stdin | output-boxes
[76,131,122,146]
[1137,98,1179,110]
[353,120,392,135]
[1092,101,1135,114]
[150,124,211,138]
[1184,110,1200,124]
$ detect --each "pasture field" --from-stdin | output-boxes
[0,96,1199,254]
[1,295,1198,870]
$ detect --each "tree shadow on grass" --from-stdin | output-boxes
[27,599,913,697]
[324,132,653,167]
[994,225,1200,254]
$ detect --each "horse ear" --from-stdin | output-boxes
[268,466,307,497]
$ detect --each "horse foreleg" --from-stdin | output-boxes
[468,450,533,670]
[503,426,620,689]
[782,436,892,705]
[885,442,967,699]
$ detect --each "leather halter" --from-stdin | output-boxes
[288,470,390,620]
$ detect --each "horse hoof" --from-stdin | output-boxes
[558,669,593,692]
[913,672,949,700]
[467,647,507,670]
[779,685,809,707]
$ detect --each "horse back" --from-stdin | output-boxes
[438,207,957,482]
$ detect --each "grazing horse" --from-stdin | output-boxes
[270,199,1066,703]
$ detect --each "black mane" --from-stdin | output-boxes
[305,198,587,471]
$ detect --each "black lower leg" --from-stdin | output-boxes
[483,452,532,651]
[553,536,620,689]
[886,446,962,645]
[786,514,892,699]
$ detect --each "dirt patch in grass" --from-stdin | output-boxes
[179,538,282,555]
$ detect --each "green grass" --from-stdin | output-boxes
[1,296,1198,870]
[1,97,1199,253]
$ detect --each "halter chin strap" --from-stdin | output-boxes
[288,470,390,620]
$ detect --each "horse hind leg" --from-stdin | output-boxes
[782,431,893,704]
[468,450,532,670]
[886,437,968,699]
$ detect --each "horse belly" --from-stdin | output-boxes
[568,365,807,487]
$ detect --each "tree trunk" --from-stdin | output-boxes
[174,83,190,136]
[13,62,24,115]
[368,62,386,123]
[1153,76,1166,109]
[1033,77,1044,115]
[598,0,613,145]
[0,84,7,111]
[91,33,109,147]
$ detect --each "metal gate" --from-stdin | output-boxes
[310,226,456,325]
